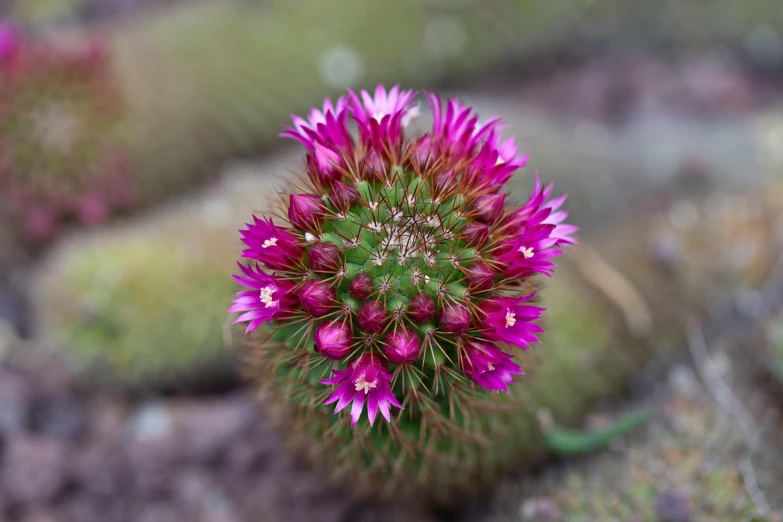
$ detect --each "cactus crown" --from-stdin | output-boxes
[0,25,131,240]
[231,85,577,434]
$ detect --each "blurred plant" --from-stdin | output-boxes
[0,24,132,241]
[37,218,237,391]
[230,85,583,500]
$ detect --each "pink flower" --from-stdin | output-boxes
[357,300,387,334]
[280,96,351,151]
[505,173,578,247]
[383,328,422,365]
[425,92,500,161]
[494,222,563,278]
[348,273,374,300]
[461,339,523,393]
[288,193,327,231]
[439,303,472,335]
[314,320,353,360]
[299,279,337,317]
[479,296,545,350]
[320,353,402,426]
[308,242,341,272]
[349,85,418,148]
[239,216,303,271]
[408,293,436,324]
[228,263,298,333]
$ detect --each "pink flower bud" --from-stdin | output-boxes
[288,194,326,231]
[462,222,489,247]
[356,300,387,334]
[433,169,457,195]
[299,279,336,317]
[466,261,495,292]
[314,320,353,360]
[308,242,341,272]
[383,328,422,365]
[348,273,374,300]
[438,303,472,335]
[472,193,506,224]
[328,181,360,210]
[407,293,436,324]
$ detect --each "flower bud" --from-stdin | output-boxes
[299,279,336,317]
[472,193,505,224]
[357,300,387,334]
[328,181,360,210]
[348,273,374,300]
[383,328,422,365]
[288,193,326,231]
[407,293,436,324]
[312,142,342,184]
[438,304,472,335]
[314,320,353,360]
[462,222,489,247]
[433,169,457,195]
[466,261,495,292]
[308,242,341,272]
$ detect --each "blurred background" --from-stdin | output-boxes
[0,0,782,520]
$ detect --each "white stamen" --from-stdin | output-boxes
[372,112,386,122]
[261,237,278,249]
[487,362,495,371]
[518,246,535,259]
[259,285,279,309]
[354,375,378,394]
[401,106,420,127]
[505,309,516,327]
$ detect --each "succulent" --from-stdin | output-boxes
[36,214,238,391]
[0,25,132,242]
[230,85,579,501]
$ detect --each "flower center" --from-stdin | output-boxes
[518,246,535,259]
[505,309,516,328]
[354,375,378,394]
[262,237,278,248]
[259,285,279,308]
[487,363,495,371]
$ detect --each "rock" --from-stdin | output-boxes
[520,497,561,520]
[175,471,240,522]
[30,394,91,442]
[656,490,694,522]
[171,396,256,464]
[0,369,30,436]
[19,509,62,522]
[0,436,68,505]
[125,402,179,498]
[71,444,129,499]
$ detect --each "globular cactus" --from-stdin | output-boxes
[0,24,132,242]
[36,210,239,391]
[230,85,579,502]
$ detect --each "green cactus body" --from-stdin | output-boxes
[36,215,238,390]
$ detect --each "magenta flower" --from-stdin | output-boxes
[383,328,422,365]
[425,93,500,161]
[357,300,387,334]
[349,85,418,148]
[479,296,545,350]
[348,273,374,300]
[299,279,337,317]
[408,293,436,324]
[239,216,303,271]
[280,96,351,151]
[465,261,495,292]
[288,193,327,231]
[320,354,402,426]
[494,222,563,278]
[439,303,472,335]
[314,320,353,360]
[308,242,341,272]
[229,263,298,333]
[505,173,578,247]
[462,339,523,393]
[0,24,20,61]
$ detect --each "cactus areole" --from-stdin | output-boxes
[229,85,577,498]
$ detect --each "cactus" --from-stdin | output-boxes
[36,208,239,391]
[0,25,132,242]
[228,85,585,502]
